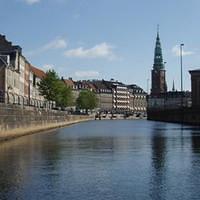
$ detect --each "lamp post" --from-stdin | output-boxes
[180,44,184,108]
[180,44,184,93]
[180,44,184,124]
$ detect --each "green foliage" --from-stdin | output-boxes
[76,90,97,112]
[55,81,73,107]
[38,70,72,108]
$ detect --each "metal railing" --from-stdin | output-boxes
[0,90,55,110]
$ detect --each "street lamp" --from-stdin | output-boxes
[180,44,184,94]
[180,44,184,109]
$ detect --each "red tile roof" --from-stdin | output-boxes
[87,83,96,91]
[30,66,46,79]
[63,79,75,88]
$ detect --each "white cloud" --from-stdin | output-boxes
[75,70,100,78]
[26,37,67,56]
[64,42,116,60]
[23,0,41,5]
[172,45,194,57]
[42,38,67,50]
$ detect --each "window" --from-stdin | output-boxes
[33,74,36,87]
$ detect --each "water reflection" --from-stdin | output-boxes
[151,124,167,170]
[149,123,167,200]
[0,131,62,200]
[0,120,200,200]
[191,128,200,154]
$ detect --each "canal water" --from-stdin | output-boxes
[0,120,200,200]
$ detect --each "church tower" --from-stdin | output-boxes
[151,28,167,95]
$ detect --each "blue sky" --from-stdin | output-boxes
[1,0,200,92]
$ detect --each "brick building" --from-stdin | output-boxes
[151,30,167,96]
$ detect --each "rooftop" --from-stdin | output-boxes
[63,79,75,87]
[189,69,200,73]
[30,66,46,79]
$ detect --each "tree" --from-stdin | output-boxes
[38,70,72,108]
[55,81,73,107]
[76,90,97,113]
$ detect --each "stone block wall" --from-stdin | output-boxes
[147,107,200,126]
[0,103,91,140]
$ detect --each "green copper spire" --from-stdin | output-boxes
[153,26,164,70]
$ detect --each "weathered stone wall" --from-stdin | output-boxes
[0,103,92,140]
[0,67,5,91]
[147,107,200,126]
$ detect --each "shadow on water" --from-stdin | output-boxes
[191,128,200,154]
[0,128,117,200]
[0,130,62,200]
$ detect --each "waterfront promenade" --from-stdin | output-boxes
[0,102,145,141]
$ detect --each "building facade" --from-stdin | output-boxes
[189,69,200,108]
[103,80,130,113]
[128,84,147,113]
[148,91,191,110]
[0,34,28,104]
[112,83,130,112]
[29,66,46,103]
[0,34,48,106]
[94,80,147,113]
[92,80,113,112]
[62,78,147,113]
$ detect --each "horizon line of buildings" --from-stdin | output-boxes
[0,34,147,113]
[62,78,147,113]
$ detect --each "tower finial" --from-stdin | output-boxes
[157,24,160,36]
[153,24,164,70]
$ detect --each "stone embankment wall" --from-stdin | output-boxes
[147,107,200,126]
[0,103,92,141]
